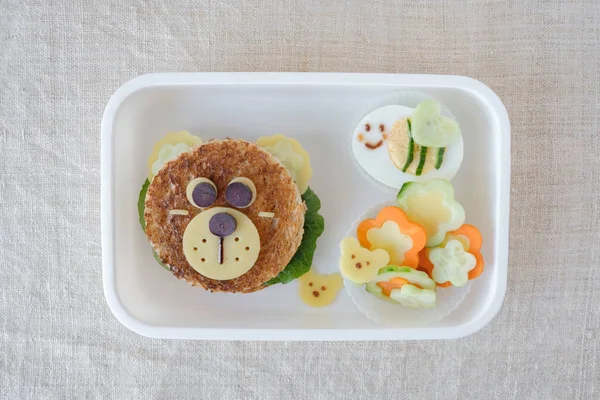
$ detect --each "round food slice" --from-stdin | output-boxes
[411,100,461,148]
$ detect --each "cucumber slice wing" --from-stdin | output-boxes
[411,100,461,148]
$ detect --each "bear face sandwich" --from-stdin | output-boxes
[138,133,324,293]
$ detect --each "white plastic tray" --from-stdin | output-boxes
[101,73,510,340]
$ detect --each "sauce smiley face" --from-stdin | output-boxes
[356,122,387,150]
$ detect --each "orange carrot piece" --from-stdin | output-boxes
[377,278,409,297]
[356,206,427,269]
[377,277,423,297]
[418,224,485,287]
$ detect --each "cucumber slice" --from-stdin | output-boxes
[415,146,428,176]
[435,148,445,170]
[389,284,436,308]
[365,266,437,307]
[428,240,476,287]
[397,181,415,199]
[396,179,465,247]
[365,281,394,302]
[400,119,414,173]
[411,100,461,148]
[374,265,436,291]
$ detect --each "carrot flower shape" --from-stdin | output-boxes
[357,206,427,269]
[418,224,485,287]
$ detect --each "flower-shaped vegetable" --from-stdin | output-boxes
[298,270,343,308]
[411,100,461,148]
[419,224,485,287]
[365,266,436,308]
[396,179,465,247]
[147,131,202,180]
[151,143,189,178]
[356,206,426,268]
[427,240,476,287]
[256,134,312,194]
[339,237,390,283]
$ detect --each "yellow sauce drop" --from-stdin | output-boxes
[404,191,451,239]
[298,270,343,308]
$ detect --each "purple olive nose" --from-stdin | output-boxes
[209,212,237,237]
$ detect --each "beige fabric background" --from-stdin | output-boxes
[1,0,599,399]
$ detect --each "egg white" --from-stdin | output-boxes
[351,105,463,190]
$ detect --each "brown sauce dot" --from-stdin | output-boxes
[321,286,327,291]
[202,239,207,243]
[379,124,385,132]
[201,258,205,262]
[355,262,362,269]
[234,237,239,242]
[366,140,383,150]
[366,261,370,266]
[309,282,313,287]
[193,247,198,251]
[365,123,371,132]
[235,257,239,262]
[245,246,250,251]
[312,291,320,297]
[351,254,356,259]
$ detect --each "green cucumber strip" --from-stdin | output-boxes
[435,147,445,170]
[401,119,414,172]
[415,146,428,176]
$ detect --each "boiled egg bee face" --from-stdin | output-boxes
[351,104,463,190]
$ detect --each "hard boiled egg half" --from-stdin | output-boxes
[351,104,463,189]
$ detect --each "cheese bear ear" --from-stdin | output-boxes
[187,178,217,208]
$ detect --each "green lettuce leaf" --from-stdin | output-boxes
[138,179,169,270]
[138,179,150,232]
[264,187,325,286]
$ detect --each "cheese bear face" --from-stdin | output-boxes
[339,237,390,283]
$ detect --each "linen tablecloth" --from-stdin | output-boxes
[1,0,598,398]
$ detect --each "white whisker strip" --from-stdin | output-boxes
[258,211,275,218]
[169,209,189,216]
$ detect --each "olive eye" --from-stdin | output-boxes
[186,178,217,208]
[225,177,256,208]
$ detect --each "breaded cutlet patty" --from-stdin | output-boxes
[144,139,307,293]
